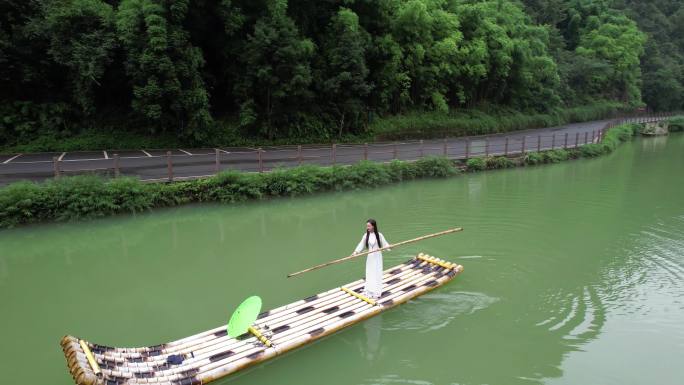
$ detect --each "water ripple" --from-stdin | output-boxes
[382,291,498,333]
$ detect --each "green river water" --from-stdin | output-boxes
[1,135,683,385]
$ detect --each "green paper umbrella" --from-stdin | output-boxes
[227,296,262,338]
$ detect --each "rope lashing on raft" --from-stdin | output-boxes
[248,325,273,347]
[340,286,377,306]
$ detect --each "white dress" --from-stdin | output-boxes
[354,232,390,298]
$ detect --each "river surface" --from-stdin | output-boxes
[1,135,683,385]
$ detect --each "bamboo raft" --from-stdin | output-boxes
[61,253,463,385]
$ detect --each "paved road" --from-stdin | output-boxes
[0,115,665,186]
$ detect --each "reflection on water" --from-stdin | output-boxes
[360,374,433,385]
[361,315,382,362]
[640,135,669,152]
[382,291,498,333]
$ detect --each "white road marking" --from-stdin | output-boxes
[3,154,22,164]
[142,150,152,157]
[217,149,231,154]
[179,149,192,155]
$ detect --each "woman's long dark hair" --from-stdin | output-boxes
[365,219,382,249]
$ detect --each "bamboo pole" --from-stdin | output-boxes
[287,227,463,278]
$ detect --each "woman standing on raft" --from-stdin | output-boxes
[353,219,390,299]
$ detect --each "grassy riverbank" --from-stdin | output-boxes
[0,121,666,229]
[371,102,627,140]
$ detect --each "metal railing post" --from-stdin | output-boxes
[419,139,424,158]
[114,154,120,178]
[297,145,302,166]
[258,148,263,172]
[332,143,336,165]
[215,149,220,174]
[53,156,61,179]
[167,151,173,182]
[564,133,568,149]
[504,137,509,156]
[521,136,526,155]
[537,135,541,152]
[465,139,470,159]
[364,143,368,160]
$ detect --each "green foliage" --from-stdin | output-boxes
[0,157,459,228]
[542,149,569,163]
[30,0,116,114]
[575,13,646,106]
[485,156,516,169]
[319,8,372,136]
[372,101,624,140]
[413,157,458,177]
[116,0,212,138]
[452,0,561,111]
[578,123,637,157]
[524,152,543,165]
[614,1,684,111]
[0,102,73,146]
[235,0,315,139]
[668,116,684,132]
[0,0,674,146]
[466,157,485,172]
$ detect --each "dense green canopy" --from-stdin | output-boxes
[0,0,678,144]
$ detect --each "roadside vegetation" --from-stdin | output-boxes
[1,121,663,229]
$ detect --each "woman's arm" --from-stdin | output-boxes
[380,233,391,251]
[354,234,366,254]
